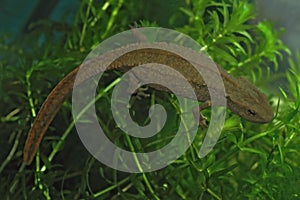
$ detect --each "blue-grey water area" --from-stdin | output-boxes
[255,0,300,54]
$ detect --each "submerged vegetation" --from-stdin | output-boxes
[0,0,299,199]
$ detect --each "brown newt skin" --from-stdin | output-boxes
[23,43,273,165]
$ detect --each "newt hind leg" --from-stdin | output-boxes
[193,100,211,128]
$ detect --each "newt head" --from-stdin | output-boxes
[225,77,273,123]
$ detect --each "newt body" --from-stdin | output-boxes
[23,43,273,165]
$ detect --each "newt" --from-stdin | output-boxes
[23,42,273,165]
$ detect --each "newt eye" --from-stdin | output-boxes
[248,109,256,116]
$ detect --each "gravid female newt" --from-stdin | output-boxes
[23,43,273,165]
